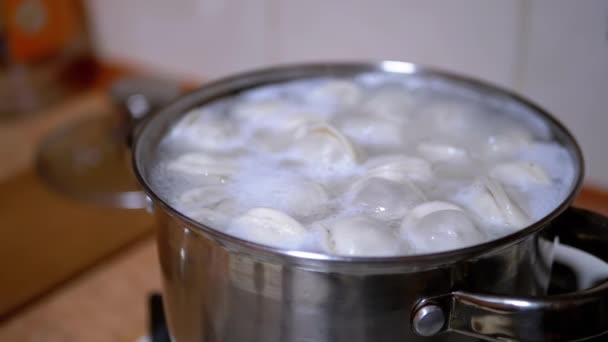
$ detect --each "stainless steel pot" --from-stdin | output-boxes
[132,61,608,342]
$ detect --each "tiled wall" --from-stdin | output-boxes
[85,0,608,186]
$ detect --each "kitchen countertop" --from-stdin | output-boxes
[0,237,159,342]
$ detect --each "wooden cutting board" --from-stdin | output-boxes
[0,90,154,318]
[0,168,154,318]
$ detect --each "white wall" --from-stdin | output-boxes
[517,0,608,188]
[85,0,608,186]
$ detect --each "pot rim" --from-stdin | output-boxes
[132,60,584,267]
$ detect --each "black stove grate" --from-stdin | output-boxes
[148,293,170,342]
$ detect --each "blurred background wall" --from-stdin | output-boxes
[85,0,608,186]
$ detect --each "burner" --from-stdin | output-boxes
[147,293,170,342]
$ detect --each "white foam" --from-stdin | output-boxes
[150,73,576,256]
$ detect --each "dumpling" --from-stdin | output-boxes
[306,79,363,108]
[231,98,293,123]
[419,101,480,135]
[362,85,416,123]
[279,181,329,218]
[517,142,576,187]
[321,215,402,256]
[174,184,228,208]
[489,161,550,188]
[364,155,434,185]
[400,201,484,253]
[483,129,533,158]
[346,177,423,220]
[248,117,325,152]
[172,185,237,228]
[416,141,469,163]
[289,122,361,165]
[186,200,241,228]
[236,178,330,219]
[166,152,237,183]
[232,97,332,131]
[336,114,404,147]
[453,178,530,229]
[226,208,307,248]
[168,108,240,151]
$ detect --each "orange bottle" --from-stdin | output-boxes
[0,0,97,117]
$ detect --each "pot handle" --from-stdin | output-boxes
[411,207,608,341]
[110,77,181,146]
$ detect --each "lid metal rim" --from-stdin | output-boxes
[132,60,585,267]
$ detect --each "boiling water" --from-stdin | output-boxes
[150,74,575,256]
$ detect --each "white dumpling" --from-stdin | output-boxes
[489,161,550,188]
[189,208,229,227]
[258,180,329,218]
[362,85,415,123]
[307,80,362,108]
[187,199,241,229]
[249,117,325,152]
[483,129,533,158]
[174,185,228,208]
[166,153,237,183]
[234,102,291,132]
[289,123,361,165]
[364,155,433,185]
[322,215,402,256]
[226,208,307,248]
[232,97,333,132]
[454,178,530,229]
[420,101,480,137]
[281,181,329,218]
[347,177,423,220]
[168,108,239,151]
[173,185,237,228]
[231,98,293,122]
[417,141,469,163]
[229,163,330,218]
[400,201,484,253]
[518,142,576,187]
[336,114,404,146]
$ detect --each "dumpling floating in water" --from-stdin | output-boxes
[167,108,240,151]
[226,208,308,249]
[173,185,228,209]
[186,200,241,228]
[482,129,533,158]
[336,113,405,147]
[453,178,530,230]
[419,101,481,137]
[231,98,292,123]
[322,215,402,256]
[400,201,484,253]
[362,85,416,124]
[306,79,363,108]
[346,177,424,221]
[166,152,238,184]
[288,122,362,166]
[234,176,330,219]
[172,185,237,228]
[416,141,470,163]
[363,155,434,185]
[489,161,550,188]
